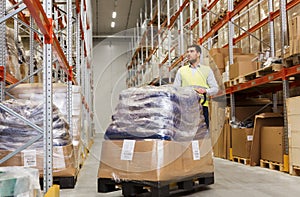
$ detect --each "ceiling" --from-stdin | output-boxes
[91,0,148,43]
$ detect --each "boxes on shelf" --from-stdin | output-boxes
[289,16,300,41]
[289,16,300,56]
[8,83,83,140]
[7,83,68,117]
[98,137,213,182]
[287,96,300,174]
[260,126,284,163]
[229,54,257,79]
[0,144,76,177]
[250,113,284,166]
[231,127,253,159]
[209,47,243,69]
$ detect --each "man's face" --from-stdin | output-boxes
[187,47,200,64]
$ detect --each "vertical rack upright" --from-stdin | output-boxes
[0,0,93,192]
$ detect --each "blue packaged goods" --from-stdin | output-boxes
[105,85,207,141]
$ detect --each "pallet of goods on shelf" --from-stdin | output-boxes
[0,99,76,181]
[7,83,84,172]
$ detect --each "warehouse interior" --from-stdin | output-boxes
[2,0,300,197]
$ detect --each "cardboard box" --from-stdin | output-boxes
[250,113,284,166]
[260,126,284,163]
[211,53,225,69]
[290,16,300,40]
[232,128,253,158]
[212,118,231,160]
[233,54,256,63]
[229,61,257,79]
[209,48,243,57]
[0,144,76,177]
[287,96,300,168]
[98,138,213,182]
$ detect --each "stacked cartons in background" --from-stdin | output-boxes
[287,96,300,175]
[289,16,300,56]
[3,83,85,177]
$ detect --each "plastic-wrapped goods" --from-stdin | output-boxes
[0,166,41,197]
[105,85,207,141]
[6,27,21,80]
[7,83,68,118]
[25,50,43,83]
[0,99,71,150]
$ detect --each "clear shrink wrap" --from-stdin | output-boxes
[0,99,71,150]
[7,83,68,118]
[0,167,41,197]
[105,85,207,141]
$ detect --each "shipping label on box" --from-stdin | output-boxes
[22,150,37,167]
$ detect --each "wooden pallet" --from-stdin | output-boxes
[227,64,283,87]
[224,81,231,88]
[40,176,77,189]
[233,156,250,165]
[260,159,284,172]
[98,173,214,197]
[290,165,300,176]
[285,53,300,67]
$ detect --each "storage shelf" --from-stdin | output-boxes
[223,0,300,47]
[0,0,94,192]
[199,0,252,45]
[23,0,76,84]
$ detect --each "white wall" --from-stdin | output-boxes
[92,38,130,133]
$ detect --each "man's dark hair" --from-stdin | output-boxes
[187,44,201,54]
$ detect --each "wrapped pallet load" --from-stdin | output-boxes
[98,85,214,194]
[0,99,76,178]
[7,83,83,172]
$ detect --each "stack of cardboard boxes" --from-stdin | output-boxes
[211,101,286,168]
[287,96,300,175]
[209,48,258,87]
[289,16,300,56]
[98,138,214,182]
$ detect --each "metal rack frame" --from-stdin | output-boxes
[199,0,300,171]
[127,0,192,87]
[0,0,93,193]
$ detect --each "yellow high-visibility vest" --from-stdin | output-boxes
[179,64,210,106]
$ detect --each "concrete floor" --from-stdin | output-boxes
[60,135,300,197]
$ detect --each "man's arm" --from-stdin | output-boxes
[173,70,182,87]
[205,69,219,96]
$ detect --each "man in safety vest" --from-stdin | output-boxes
[173,44,218,128]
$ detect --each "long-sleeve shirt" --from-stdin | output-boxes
[173,64,219,96]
